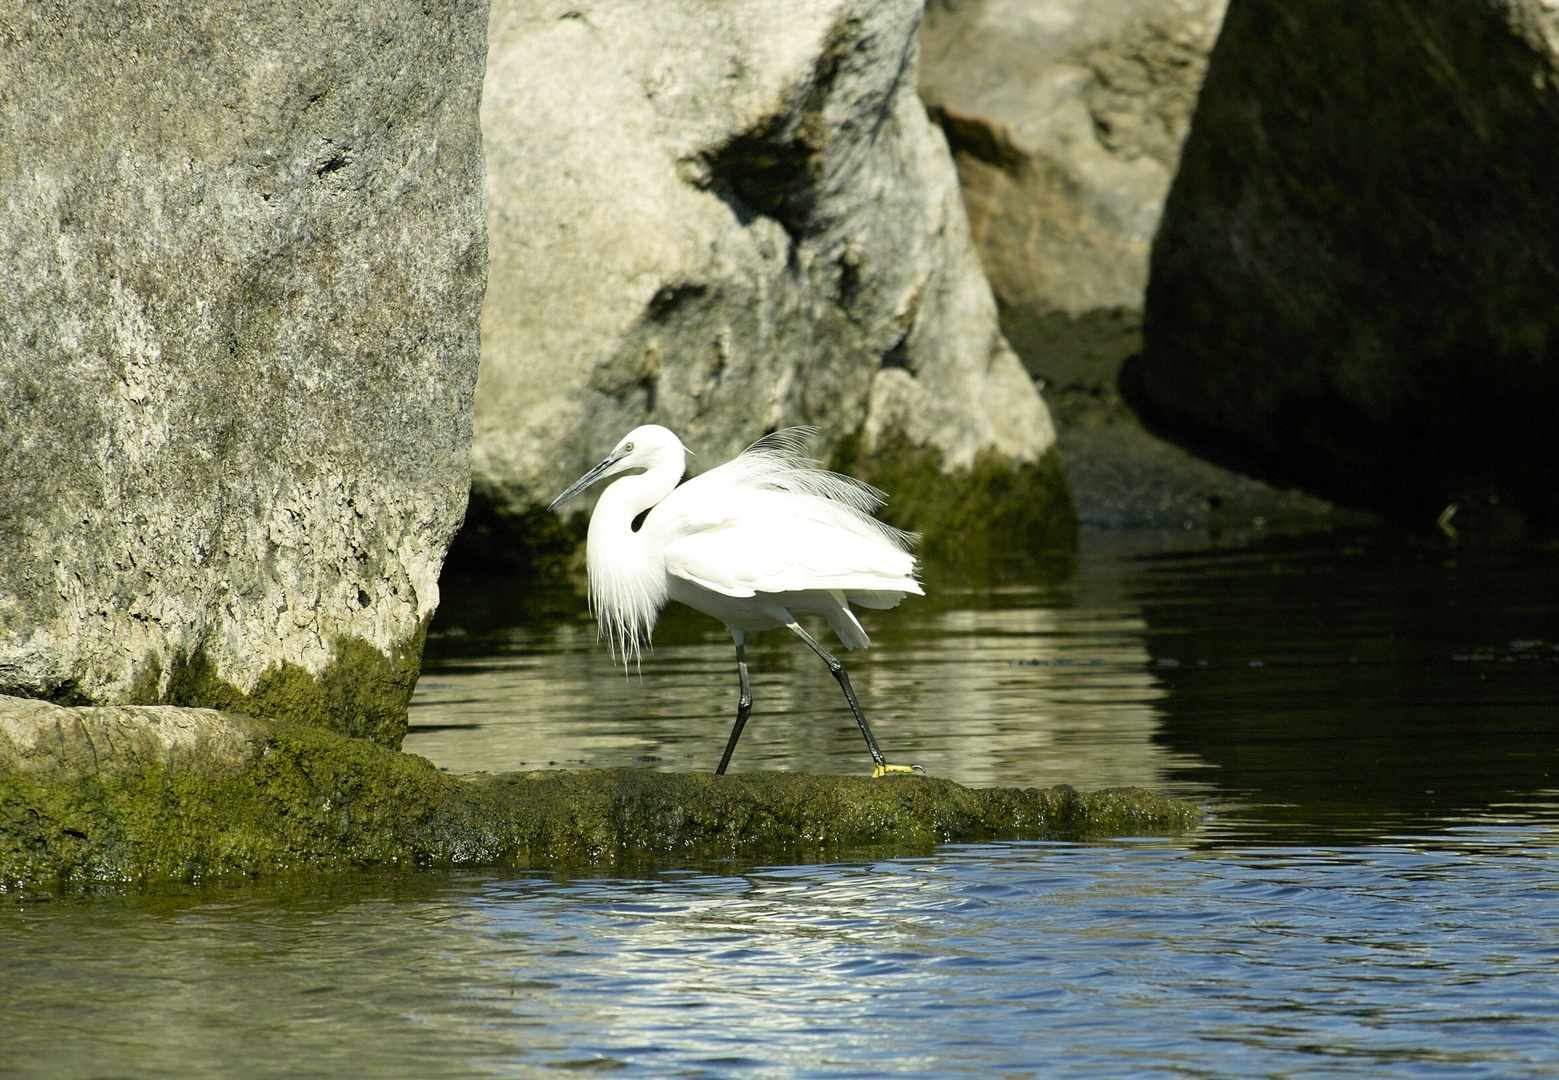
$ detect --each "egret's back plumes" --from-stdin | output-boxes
[717,427,920,552]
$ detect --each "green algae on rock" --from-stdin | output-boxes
[833,431,1078,566]
[126,623,430,750]
[0,696,1200,889]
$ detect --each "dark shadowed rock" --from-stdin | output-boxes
[1055,406,1355,532]
[0,0,489,742]
[0,696,1202,887]
[1136,0,1559,530]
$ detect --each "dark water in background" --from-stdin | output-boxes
[4,527,1558,1078]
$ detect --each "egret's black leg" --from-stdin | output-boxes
[716,632,752,775]
[784,621,888,769]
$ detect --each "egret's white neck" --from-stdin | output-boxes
[584,458,683,664]
[590,463,681,530]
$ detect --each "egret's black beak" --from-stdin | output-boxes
[548,446,631,511]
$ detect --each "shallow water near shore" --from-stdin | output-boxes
[5,527,1558,1078]
[408,525,1559,842]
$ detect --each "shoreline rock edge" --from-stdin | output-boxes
[1,697,1202,888]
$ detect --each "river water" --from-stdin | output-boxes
[4,527,1557,1078]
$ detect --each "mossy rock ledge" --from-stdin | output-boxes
[0,696,1201,888]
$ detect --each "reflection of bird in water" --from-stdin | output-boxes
[549,424,924,777]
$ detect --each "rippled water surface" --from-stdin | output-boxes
[5,833,1558,1079]
[5,529,1558,1078]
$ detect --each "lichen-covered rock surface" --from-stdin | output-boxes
[1136,0,1559,528]
[470,0,1064,568]
[0,696,1202,887]
[0,0,489,741]
[919,0,1228,394]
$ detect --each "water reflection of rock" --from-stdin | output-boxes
[1134,536,1559,838]
[409,559,1205,794]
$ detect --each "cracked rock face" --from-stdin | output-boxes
[919,0,1228,393]
[0,1,488,734]
[473,0,1054,523]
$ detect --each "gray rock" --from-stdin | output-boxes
[1137,0,1559,528]
[472,0,1056,540]
[0,0,489,743]
[919,0,1228,392]
[0,695,259,779]
[1057,413,1357,533]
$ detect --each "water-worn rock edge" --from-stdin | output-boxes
[0,696,1201,887]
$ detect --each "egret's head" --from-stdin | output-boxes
[548,424,688,510]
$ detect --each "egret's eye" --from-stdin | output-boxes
[622,442,635,454]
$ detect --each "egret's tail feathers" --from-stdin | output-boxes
[846,588,919,610]
[826,590,871,650]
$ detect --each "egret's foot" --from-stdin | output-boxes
[872,763,926,779]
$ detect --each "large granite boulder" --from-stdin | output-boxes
[471,0,1068,567]
[1135,0,1559,528]
[0,1,489,744]
[919,0,1229,394]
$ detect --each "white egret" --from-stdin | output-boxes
[548,424,924,777]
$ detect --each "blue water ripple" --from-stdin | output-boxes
[436,829,1559,1078]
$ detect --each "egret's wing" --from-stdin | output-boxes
[646,427,921,600]
[671,428,918,550]
[662,507,921,599]
[662,529,758,597]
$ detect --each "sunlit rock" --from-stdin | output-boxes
[919,0,1228,395]
[470,0,1063,566]
[0,1,488,743]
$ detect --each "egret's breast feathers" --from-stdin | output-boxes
[586,533,668,666]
